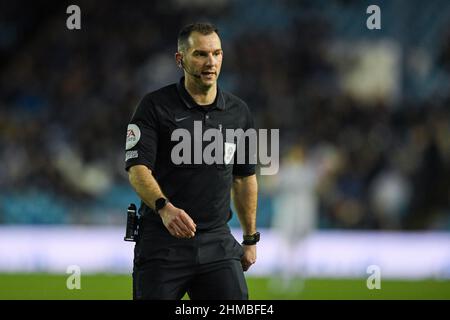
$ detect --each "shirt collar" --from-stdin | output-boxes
[176,77,225,110]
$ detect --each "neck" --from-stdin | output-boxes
[184,76,217,106]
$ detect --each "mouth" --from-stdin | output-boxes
[201,71,216,77]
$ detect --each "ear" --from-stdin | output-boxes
[175,52,183,68]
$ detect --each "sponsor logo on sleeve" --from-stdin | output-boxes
[125,150,139,161]
[126,124,141,150]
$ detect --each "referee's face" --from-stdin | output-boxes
[184,32,223,88]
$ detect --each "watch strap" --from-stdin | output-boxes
[242,232,260,245]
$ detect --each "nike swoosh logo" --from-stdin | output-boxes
[175,116,190,122]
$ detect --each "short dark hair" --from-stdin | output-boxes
[177,22,219,52]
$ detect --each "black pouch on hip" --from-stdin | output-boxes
[124,203,140,242]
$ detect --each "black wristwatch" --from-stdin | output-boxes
[155,197,168,215]
[242,232,260,245]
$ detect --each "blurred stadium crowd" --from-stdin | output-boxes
[0,0,449,229]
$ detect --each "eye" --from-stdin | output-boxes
[194,52,207,57]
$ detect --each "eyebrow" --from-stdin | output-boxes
[192,49,223,54]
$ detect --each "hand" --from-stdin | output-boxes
[158,202,196,239]
[241,244,257,271]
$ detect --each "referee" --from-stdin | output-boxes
[125,22,259,300]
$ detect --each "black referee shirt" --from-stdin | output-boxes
[125,77,256,231]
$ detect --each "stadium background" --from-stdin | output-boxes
[0,0,449,299]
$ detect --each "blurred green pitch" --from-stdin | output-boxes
[0,274,449,300]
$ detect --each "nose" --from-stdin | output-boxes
[206,53,216,66]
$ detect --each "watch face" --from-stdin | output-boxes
[244,232,260,242]
[155,198,167,211]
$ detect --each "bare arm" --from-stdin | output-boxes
[128,165,165,210]
[232,174,258,235]
[128,165,196,238]
[232,174,258,271]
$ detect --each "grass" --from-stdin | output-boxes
[0,274,449,300]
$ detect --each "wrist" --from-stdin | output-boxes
[159,202,174,215]
[242,231,260,245]
[154,197,169,215]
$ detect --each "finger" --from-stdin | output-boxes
[170,221,192,239]
[173,218,193,238]
[169,223,183,238]
[241,259,250,271]
[177,212,196,235]
[180,212,196,233]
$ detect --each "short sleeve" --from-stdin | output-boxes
[232,104,257,177]
[125,95,159,172]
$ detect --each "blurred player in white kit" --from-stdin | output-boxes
[269,143,338,292]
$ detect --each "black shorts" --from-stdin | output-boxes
[132,222,248,300]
